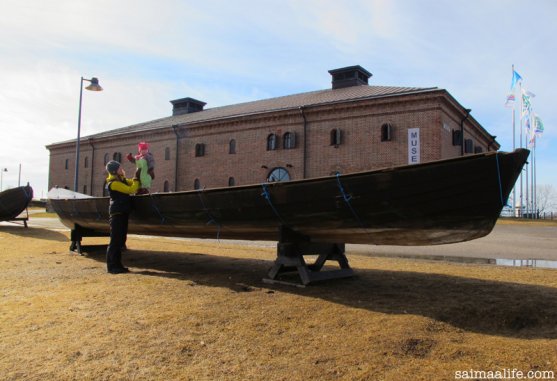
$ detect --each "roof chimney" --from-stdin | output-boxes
[328,65,372,89]
[170,97,206,116]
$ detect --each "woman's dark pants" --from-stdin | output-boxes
[106,213,129,271]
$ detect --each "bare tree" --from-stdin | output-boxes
[536,184,557,213]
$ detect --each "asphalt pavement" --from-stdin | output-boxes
[3,215,556,262]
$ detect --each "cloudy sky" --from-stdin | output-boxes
[0,0,555,199]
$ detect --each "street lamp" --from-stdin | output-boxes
[0,168,7,192]
[74,76,103,192]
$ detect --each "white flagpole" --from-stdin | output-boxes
[519,76,523,217]
[512,65,517,216]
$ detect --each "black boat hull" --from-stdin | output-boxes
[0,185,33,222]
[49,149,529,245]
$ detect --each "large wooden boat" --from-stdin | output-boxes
[0,185,33,222]
[49,149,528,246]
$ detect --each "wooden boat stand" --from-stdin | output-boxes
[263,226,354,286]
[70,224,109,255]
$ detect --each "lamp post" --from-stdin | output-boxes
[0,168,7,191]
[75,76,103,192]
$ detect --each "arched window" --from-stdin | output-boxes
[267,134,278,151]
[195,143,205,157]
[330,129,342,146]
[103,153,110,165]
[194,178,201,190]
[228,177,235,186]
[381,123,393,142]
[267,167,290,182]
[65,159,69,170]
[84,156,89,168]
[229,139,236,154]
[163,180,170,192]
[113,152,122,162]
[283,132,296,149]
[165,147,171,160]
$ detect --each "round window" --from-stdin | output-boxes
[267,167,290,182]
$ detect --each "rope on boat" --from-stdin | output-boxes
[196,190,221,241]
[495,152,510,208]
[335,173,366,229]
[260,183,287,226]
[94,200,102,221]
[148,193,166,224]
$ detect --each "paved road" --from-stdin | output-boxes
[348,224,557,261]
[4,217,556,262]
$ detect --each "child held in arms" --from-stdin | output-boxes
[126,142,155,195]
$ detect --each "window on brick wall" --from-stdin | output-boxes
[283,132,296,149]
[474,146,484,154]
[165,147,171,160]
[195,143,205,157]
[381,123,393,142]
[330,128,342,146]
[163,180,170,192]
[103,153,109,165]
[267,167,290,182]
[229,139,236,154]
[83,185,87,194]
[464,139,474,153]
[267,134,278,150]
[65,159,69,170]
[102,183,108,196]
[84,156,89,168]
[113,152,122,162]
[452,130,462,146]
[228,177,235,186]
[194,178,201,190]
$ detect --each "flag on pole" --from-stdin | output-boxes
[504,93,516,108]
[511,70,523,90]
[521,89,532,119]
[534,115,544,136]
[524,115,531,132]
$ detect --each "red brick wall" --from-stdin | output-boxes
[47,91,496,196]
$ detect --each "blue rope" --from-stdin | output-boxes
[495,152,510,208]
[335,173,366,228]
[197,191,221,241]
[260,183,287,226]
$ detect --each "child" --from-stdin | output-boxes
[126,141,155,195]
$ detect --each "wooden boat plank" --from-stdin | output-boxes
[48,149,529,246]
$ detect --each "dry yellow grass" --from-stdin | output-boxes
[1,226,556,380]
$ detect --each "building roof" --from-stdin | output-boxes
[49,84,438,146]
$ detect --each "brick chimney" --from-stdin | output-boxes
[170,97,206,116]
[328,65,372,89]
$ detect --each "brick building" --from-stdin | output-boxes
[46,65,499,196]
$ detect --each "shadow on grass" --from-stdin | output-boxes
[82,246,557,339]
[0,225,68,242]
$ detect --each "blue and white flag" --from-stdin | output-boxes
[511,70,523,90]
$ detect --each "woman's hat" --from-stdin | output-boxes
[106,160,121,174]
